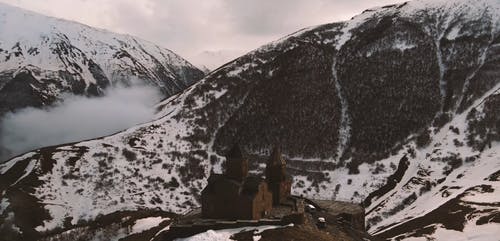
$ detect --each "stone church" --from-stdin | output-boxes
[201,145,293,220]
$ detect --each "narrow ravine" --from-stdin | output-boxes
[331,58,351,161]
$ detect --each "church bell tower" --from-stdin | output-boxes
[266,146,292,205]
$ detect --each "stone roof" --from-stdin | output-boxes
[202,173,264,198]
[226,144,245,160]
[241,176,265,196]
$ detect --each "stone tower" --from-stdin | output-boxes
[225,144,249,181]
[265,146,292,205]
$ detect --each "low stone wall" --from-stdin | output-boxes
[155,197,364,240]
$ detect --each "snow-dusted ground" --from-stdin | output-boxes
[415,222,500,241]
[0,1,204,161]
[131,216,170,235]
[365,86,500,237]
[174,225,291,241]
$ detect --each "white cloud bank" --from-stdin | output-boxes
[0,84,161,160]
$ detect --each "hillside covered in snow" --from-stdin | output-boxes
[0,0,499,240]
[0,2,204,161]
[0,2,204,115]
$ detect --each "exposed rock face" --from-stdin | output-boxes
[0,0,499,240]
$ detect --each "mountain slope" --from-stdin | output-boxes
[0,0,499,240]
[0,2,204,116]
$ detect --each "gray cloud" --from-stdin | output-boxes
[0,0,408,62]
[0,84,161,160]
[222,0,303,35]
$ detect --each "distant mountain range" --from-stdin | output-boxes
[190,49,245,72]
[0,0,499,240]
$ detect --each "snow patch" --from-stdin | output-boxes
[131,216,170,234]
[393,40,417,51]
[334,6,387,50]
[11,159,37,186]
[447,26,462,40]
[175,225,291,241]
[0,198,9,214]
[431,222,500,241]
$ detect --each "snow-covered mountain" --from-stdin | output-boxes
[190,49,245,72]
[0,2,204,116]
[1,0,499,240]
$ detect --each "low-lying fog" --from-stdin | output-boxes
[0,83,162,161]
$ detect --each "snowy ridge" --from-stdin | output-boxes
[402,0,500,110]
[0,2,204,101]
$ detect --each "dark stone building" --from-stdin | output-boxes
[201,145,292,220]
[266,147,293,205]
[201,145,273,220]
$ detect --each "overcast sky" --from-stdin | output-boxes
[0,0,407,63]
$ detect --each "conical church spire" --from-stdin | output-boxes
[266,145,286,182]
[269,146,286,166]
[265,145,292,205]
[225,144,249,181]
